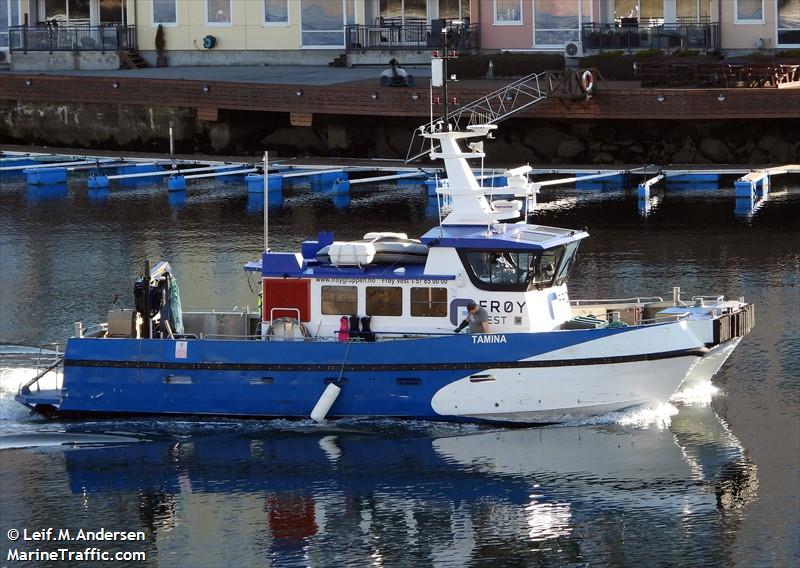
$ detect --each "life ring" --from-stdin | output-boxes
[580,70,594,93]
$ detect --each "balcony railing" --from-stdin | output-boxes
[9,24,137,52]
[345,21,479,51]
[581,22,719,53]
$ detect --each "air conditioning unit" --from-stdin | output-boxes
[564,42,582,58]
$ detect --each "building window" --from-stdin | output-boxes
[264,0,288,24]
[321,286,357,315]
[410,288,448,317]
[366,287,403,316]
[494,0,522,25]
[100,0,123,23]
[735,0,763,23]
[206,0,232,24]
[439,0,470,21]
[153,0,176,25]
[534,0,579,45]
[301,0,353,47]
[778,0,800,45]
[380,0,427,24]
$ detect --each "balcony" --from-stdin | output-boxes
[581,22,719,53]
[345,20,479,52]
[9,24,137,52]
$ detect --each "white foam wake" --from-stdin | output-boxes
[670,380,718,406]
[0,366,62,394]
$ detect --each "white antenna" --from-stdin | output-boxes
[429,75,434,155]
[264,151,269,252]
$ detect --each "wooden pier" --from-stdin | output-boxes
[2,74,799,125]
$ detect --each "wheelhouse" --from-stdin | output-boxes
[245,222,589,338]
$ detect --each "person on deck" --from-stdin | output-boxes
[454,302,490,334]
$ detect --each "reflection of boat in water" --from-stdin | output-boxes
[3,405,756,564]
[52,406,754,515]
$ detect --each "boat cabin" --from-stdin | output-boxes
[246,223,588,341]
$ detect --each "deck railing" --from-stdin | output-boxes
[581,22,719,53]
[9,24,137,52]
[345,21,478,51]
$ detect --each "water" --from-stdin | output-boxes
[1,169,798,567]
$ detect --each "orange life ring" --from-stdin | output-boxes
[580,70,594,93]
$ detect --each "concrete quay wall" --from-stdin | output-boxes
[1,99,798,166]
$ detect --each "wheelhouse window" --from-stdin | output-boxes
[366,286,403,316]
[735,0,763,23]
[153,0,177,25]
[321,286,357,315]
[494,0,522,25]
[411,287,448,317]
[459,245,580,291]
[778,0,800,45]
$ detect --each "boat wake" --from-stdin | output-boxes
[0,431,146,450]
[670,380,719,405]
[566,402,679,430]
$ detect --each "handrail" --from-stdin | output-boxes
[19,356,64,395]
[345,22,478,52]
[571,296,664,306]
[581,22,719,53]
[9,24,137,52]
[269,307,300,322]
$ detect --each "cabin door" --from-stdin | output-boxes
[263,279,312,322]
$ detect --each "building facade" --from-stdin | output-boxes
[2,0,798,68]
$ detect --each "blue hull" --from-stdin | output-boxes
[17,327,699,421]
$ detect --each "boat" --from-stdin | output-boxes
[15,122,755,424]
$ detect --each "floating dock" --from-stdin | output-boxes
[3,149,797,217]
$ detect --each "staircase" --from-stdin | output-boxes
[119,49,148,70]
[329,53,347,68]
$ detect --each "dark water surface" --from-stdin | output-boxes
[0,169,798,567]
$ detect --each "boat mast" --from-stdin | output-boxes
[264,150,269,252]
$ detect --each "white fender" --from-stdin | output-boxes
[310,383,342,422]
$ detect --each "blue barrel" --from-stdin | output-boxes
[24,167,67,185]
[167,175,186,191]
[88,175,110,189]
[246,174,282,193]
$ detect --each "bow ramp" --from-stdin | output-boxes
[405,70,590,163]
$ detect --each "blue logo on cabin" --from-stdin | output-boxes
[449,298,473,325]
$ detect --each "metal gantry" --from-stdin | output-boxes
[405,70,559,163]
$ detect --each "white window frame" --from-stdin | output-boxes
[776,0,800,46]
[262,0,290,27]
[205,0,233,27]
[151,0,178,27]
[494,0,523,26]
[734,0,764,24]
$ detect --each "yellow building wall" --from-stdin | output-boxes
[135,0,306,51]
[718,0,778,50]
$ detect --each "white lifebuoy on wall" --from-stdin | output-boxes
[580,70,594,93]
